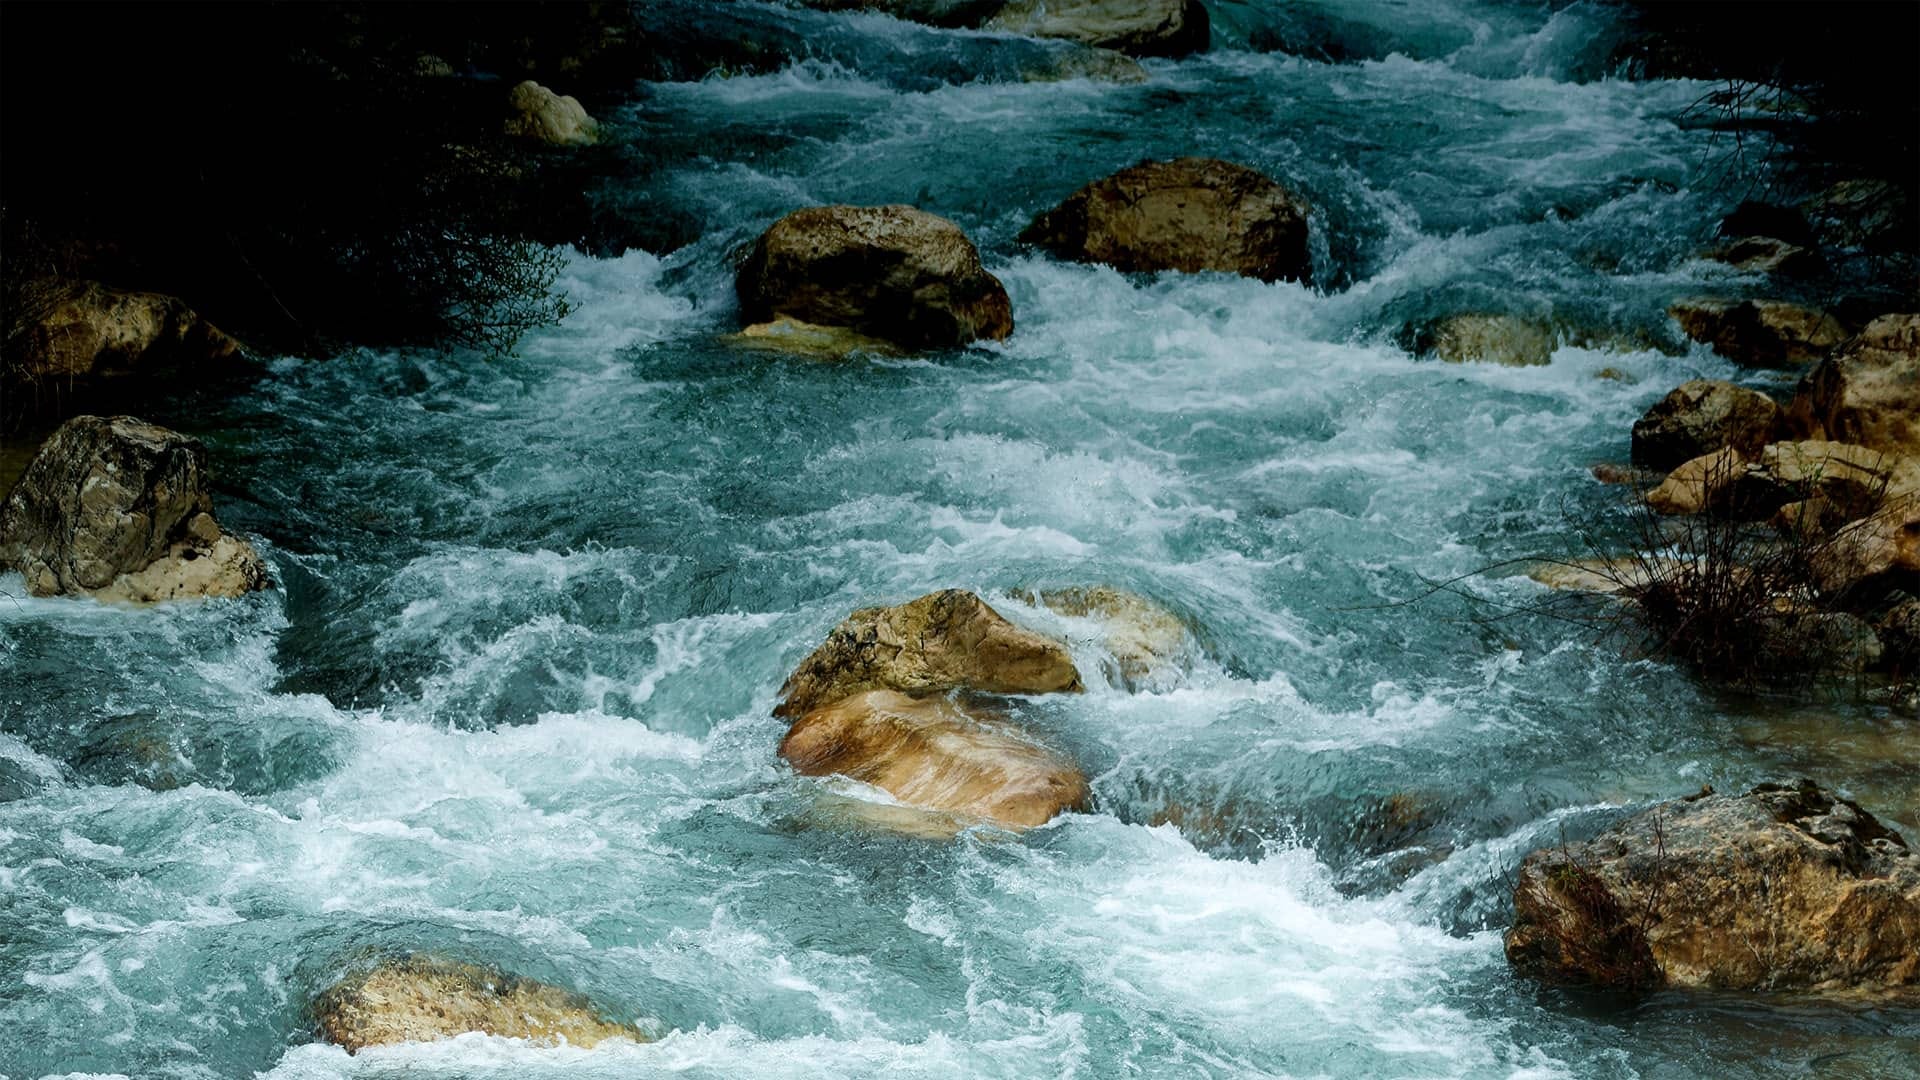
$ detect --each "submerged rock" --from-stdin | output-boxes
[1020,157,1310,283]
[775,589,1082,718]
[1020,585,1193,690]
[1788,314,1920,462]
[1025,44,1150,83]
[314,955,643,1053]
[1701,236,1818,276]
[1506,782,1920,995]
[988,0,1210,58]
[725,315,902,359]
[799,0,1007,28]
[779,689,1088,831]
[504,80,598,145]
[1420,314,1555,367]
[0,415,268,601]
[1630,379,1780,472]
[1670,298,1847,368]
[737,205,1013,350]
[10,282,241,385]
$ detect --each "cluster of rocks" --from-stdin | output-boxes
[732,156,1312,355]
[774,586,1191,835]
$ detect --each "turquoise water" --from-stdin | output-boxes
[4,2,1918,1077]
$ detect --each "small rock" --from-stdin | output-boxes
[1421,314,1555,367]
[0,415,268,601]
[1020,157,1310,282]
[1670,298,1848,368]
[1021,585,1193,691]
[1645,447,1744,516]
[314,954,643,1053]
[503,80,598,146]
[737,205,1013,350]
[1630,379,1781,472]
[1788,314,1920,463]
[1025,45,1150,83]
[1506,781,1920,993]
[989,0,1210,58]
[1701,236,1818,276]
[776,589,1083,719]
[1591,462,1657,486]
[726,316,902,359]
[780,689,1088,831]
[1527,558,1675,595]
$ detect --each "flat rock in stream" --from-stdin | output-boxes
[988,0,1211,58]
[776,589,1083,718]
[0,415,268,602]
[314,954,644,1053]
[780,689,1088,831]
[1506,781,1920,995]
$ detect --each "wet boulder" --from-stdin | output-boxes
[1788,314,1920,461]
[1416,313,1556,367]
[1645,447,1743,516]
[737,205,1013,350]
[1630,379,1780,473]
[1670,298,1847,368]
[1021,585,1193,690]
[315,954,643,1053]
[503,80,598,146]
[10,281,241,385]
[725,315,902,360]
[1506,782,1920,994]
[779,689,1088,831]
[1814,502,1920,602]
[988,0,1210,58]
[0,415,268,602]
[776,589,1082,718]
[1020,157,1310,282]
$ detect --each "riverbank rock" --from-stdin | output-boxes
[10,282,242,385]
[737,205,1013,349]
[988,0,1210,58]
[1506,782,1920,994]
[314,955,643,1053]
[1670,298,1847,368]
[1020,158,1310,283]
[0,415,268,602]
[1630,380,1780,472]
[503,80,598,145]
[779,689,1088,830]
[1021,585,1192,690]
[1645,447,1743,515]
[1701,236,1817,277]
[1802,180,1914,253]
[1788,314,1920,461]
[1719,201,1816,249]
[775,589,1082,718]
[1421,314,1555,367]
[1814,500,1920,602]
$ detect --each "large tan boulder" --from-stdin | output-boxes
[1670,298,1847,368]
[737,205,1013,350]
[1020,157,1310,283]
[1788,314,1920,461]
[988,0,1210,58]
[1814,498,1920,601]
[314,955,643,1053]
[0,415,268,602]
[776,589,1082,718]
[11,282,240,383]
[1645,447,1743,515]
[779,689,1088,831]
[1506,782,1920,994]
[503,80,598,146]
[1630,379,1780,472]
[1021,585,1192,690]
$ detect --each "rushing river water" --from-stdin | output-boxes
[4,2,1919,1077]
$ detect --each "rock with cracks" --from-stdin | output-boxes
[780,689,1089,832]
[1021,157,1310,283]
[1788,314,1920,462]
[0,415,268,602]
[737,205,1013,350]
[1630,379,1780,473]
[1506,782,1920,995]
[776,589,1082,718]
